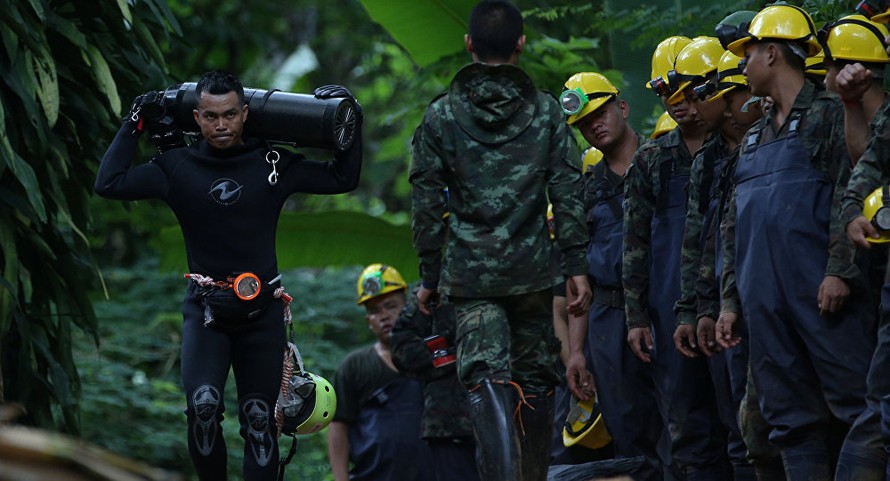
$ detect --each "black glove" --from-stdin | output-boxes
[314,84,363,117]
[124,90,166,123]
[313,84,353,99]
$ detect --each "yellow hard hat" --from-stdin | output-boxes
[356,264,407,305]
[818,15,890,64]
[581,147,604,173]
[667,37,726,105]
[562,395,611,450]
[646,36,692,95]
[704,50,747,102]
[864,186,890,243]
[562,73,620,125]
[805,50,827,77]
[727,5,822,58]
[651,111,677,139]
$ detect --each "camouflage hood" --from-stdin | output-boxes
[448,63,538,145]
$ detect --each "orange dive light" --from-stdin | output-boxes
[233,272,261,301]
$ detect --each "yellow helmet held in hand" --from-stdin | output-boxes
[667,37,726,105]
[356,264,408,305]
[863,186,890,243]
[727,5,822,58]
[819,14,890,64]
[651,111,677,139]
[647,36,692,95]
[582,146,604,173]
[562,73,620,125]
[562,394,611,450]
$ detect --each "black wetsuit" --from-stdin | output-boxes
[95,120,361,480]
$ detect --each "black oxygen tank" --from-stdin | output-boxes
[160,83,360,151]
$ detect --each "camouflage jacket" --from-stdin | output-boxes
[721,80,857,313]
[391,287,473,440]
[623,127,694,329]
[675,133,729,326]
[841,96,890,225]
[410,63,588,297]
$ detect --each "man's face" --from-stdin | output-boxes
[363,290,406,344]
[689,83,726,133]
[742,43,769,96]
[662,91,697,126]
[576,100,628,151]
[724,87,762,131]
[193,91,248,149]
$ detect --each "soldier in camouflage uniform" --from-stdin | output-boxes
[834,10,890,481]
[559,72,665,479]
[623,36,727,480]
[391,287,480,481]
[409,2,591,480]
[717,5,884,478]
[671,36,757,481]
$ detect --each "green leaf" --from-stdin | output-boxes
[358,0,477,67]
[85,44,122,116]
[7,152,47,222]
[34,53,59,127]
[156,211,420,282]
[116,0,132,24]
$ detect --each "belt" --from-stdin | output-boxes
[592,286,624,309]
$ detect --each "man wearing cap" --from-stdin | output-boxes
[409,1,591,480]
[327,264,433,481]
[559,71,665,478]
[717,4,884,478]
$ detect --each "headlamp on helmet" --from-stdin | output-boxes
[727,5,822,58]
[356,264,408,305]
[693,81,719,102]
[857,0,890,21]
[649,76,673,97]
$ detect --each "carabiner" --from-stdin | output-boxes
[266,150,281,186]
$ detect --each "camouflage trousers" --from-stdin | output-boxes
[739,366,782,467]
[450,289,561,395]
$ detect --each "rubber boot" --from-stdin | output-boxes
[468,379,522,481]
[780,444,831,481]
[519,390,555,481]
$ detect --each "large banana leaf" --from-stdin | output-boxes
[156,211,420,282]
[357,0,478,67]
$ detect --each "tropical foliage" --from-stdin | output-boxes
[0,0,178,430]
[1,0,859,479]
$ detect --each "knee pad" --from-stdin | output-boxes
[240,395,276,467]
[187,384,223,456]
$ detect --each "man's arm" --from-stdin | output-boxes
[622,148,656,329]
[409,111,448,290]
[94,120,168,200]
[674,151,707,357]
[842,101,890,242]
[327,421,351,481]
